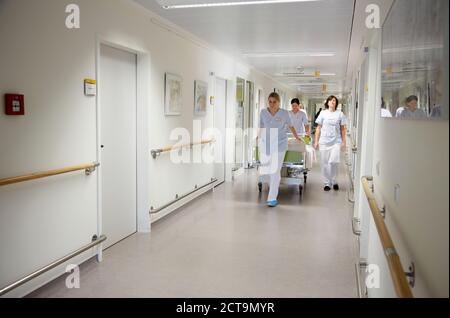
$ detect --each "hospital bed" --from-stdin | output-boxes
[256,135,313,196]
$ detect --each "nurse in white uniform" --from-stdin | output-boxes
[289,98,310,137]
[314,95,347,191]
[259,92,303,207]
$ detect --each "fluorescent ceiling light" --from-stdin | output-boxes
[243,52,335,58]
[162,0,320,9]
[381,79,410,84]
[275,72,336,76]
[382,68,430,74]
[293,83,337,86]
[382,44,444,54]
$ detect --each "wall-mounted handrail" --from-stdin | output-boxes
[151,139,215,159]
[150,178,217,214]
[361,176,414,298]
[0,235,106,296]
[0,162,100,187]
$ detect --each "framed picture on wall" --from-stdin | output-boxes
[194,80,208,116]
[165,73,182,116]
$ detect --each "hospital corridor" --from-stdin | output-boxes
[27,166,357,298]
[0,0,449,301]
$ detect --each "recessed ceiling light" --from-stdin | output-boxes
[292,83,337,86]
[382,44,444,54]
[162,0,320,9]
[275,72,336,77]
[243,52,335,58]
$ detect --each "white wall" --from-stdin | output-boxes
[369,119,449,297]
[350,26,449,298]
[0,0,296,297]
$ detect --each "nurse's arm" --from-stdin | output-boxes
[314,125,321,149]
[341,125,347,148]
[289,126,302,142]
[305,124,311,136]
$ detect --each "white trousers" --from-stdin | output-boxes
[320,143,341,186]
[259,151,286,201]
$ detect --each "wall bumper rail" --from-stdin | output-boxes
[0,234,106,296]
[150,178,218,214]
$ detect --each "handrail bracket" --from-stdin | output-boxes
[85,162,100,176]
[405,262,416,288]
[151,149,162,159]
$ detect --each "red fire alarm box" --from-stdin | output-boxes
[5,94,25,115]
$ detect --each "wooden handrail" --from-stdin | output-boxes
[0,162,99,187]
[151,139,215,159]
[161,139,215,152]
[361,176,414,298]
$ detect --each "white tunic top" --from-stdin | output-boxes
[315,109,347,146]
[259,108,293,154]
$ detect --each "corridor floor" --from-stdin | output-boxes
[28,162,358,298]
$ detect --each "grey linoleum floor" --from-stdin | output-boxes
[28,162,358,298]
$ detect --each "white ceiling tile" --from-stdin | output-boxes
[135,0,355,94]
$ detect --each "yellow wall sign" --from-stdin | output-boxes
[84,79,97,96]
[314,70,321,77]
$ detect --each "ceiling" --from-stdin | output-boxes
[134,0,356,96]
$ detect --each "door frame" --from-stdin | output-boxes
[214,76,228,186]
[95,36,151,259]
[356,33,382,260]
[244,80,255,168]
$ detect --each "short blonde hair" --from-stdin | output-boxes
[268,92,280,102]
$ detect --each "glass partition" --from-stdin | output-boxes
[381,0,448,120]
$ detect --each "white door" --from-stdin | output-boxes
[214,78,227,184]
[100,44,137,249]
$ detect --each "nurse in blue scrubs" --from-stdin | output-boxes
[259,92,302,207]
